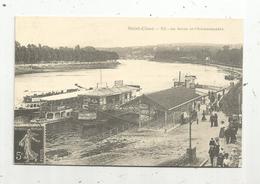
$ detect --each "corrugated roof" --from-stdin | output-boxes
[41,85,139,101]
[80,85,138,97]
[145,87,201,110]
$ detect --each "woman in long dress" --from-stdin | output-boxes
[19,129,40,162]
[219,121,226,145]
[219,121,226,138]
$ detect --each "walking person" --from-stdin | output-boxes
[224,127,231,144]
[208,138,216,167]
[198,102,201,112]
[219,121,226,145]
[230,127,237,144]
[180,113,185,124]
[210,112,214,127]
[213,137,220,167]
[202,110,207,121]
[208,146,215,167]
[214,113,218,127]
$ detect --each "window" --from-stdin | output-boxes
[46,113,54,119]
[55,112,60,119]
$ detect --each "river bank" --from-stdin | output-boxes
[15,61,120,75]
[150,59,242,76]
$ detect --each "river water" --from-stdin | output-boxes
[15,60,230,104]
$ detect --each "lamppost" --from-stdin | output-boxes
[189,111,192,163]
[188,103,194,164]
[187,98,199,164]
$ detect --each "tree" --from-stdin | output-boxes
[15,41,119,64]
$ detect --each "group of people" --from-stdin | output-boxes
[223,117,239,144]
[208,90,224,112]
[206,89,240,167]
[218,118,239,144]
[208,116,240,167]
[208,137,238,167]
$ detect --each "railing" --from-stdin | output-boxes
[90,110,138,142]
[85,121,136,143]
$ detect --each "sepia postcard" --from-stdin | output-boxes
[14,17,243,167]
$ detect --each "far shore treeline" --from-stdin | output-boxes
[154,45,243,68]
[15,41,119,64]
[104,44,243,68]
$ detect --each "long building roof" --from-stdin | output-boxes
[121,87,201,111]
[144,87,201,110]
[40,85,139,101]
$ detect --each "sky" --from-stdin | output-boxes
[16,17,243,48]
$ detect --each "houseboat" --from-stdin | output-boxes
[77,80,141,120]
[30,80,141,124]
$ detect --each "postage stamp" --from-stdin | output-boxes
[14,124,45,164]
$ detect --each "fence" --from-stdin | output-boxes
[90,110,139,142]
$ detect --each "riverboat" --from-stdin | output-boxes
[29,80,142,124]
[14,88,79,117]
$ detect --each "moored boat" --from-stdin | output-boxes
[14,88,79,117]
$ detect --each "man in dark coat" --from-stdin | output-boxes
[210,114,214,127]
[208,146,215,167]
[224,127,231,144]
[230,127,237,143]
[202,110,207,121]
[214,113,218,127]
